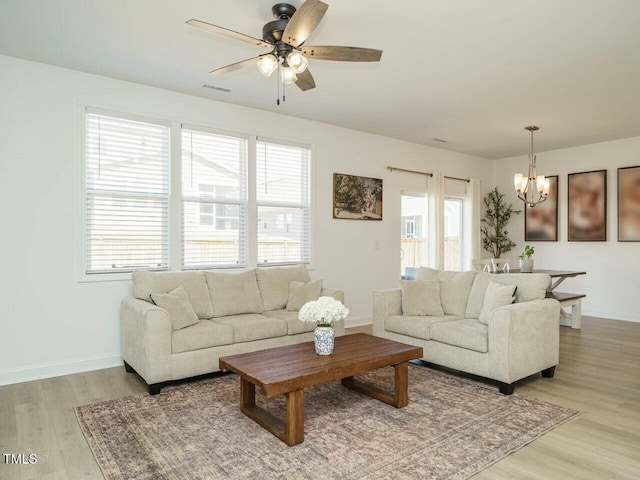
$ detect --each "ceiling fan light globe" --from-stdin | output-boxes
[287,51,308,74]
[282,66,298,84]
[257,55,278,77]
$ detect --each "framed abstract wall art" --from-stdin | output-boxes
[568,170,607,241]
[618,166,640,241]
[525,175,558,241]
[333,173,383,220]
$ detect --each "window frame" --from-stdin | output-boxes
[444,195,466,271]
[80,107,172,282]
[79,108,314,282]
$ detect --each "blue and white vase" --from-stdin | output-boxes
[314,325,335,355]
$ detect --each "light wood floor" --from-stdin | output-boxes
[1,316,639,479]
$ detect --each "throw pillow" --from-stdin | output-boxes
[400,280,445,316]
[478,282,517,325]
[286,279,323,311]
[150,285,200,330]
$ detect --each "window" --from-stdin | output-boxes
[182,128,247,268]
[84,111,170,274]
[256,140,311,264]
[444,198,464,270]
[83,110,313,276]
[401,193,428,275]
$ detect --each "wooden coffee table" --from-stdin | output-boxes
[219,333,423,446]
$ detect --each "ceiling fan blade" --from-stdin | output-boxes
[210,57,259,76]
[282,0,328,48]
[295,69,316,91]
[301,46,383,62]
[186,19,273,48]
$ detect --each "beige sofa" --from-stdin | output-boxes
[373,268,560,394]
[121,265,344,394]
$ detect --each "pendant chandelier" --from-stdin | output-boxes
[514,126,549,207]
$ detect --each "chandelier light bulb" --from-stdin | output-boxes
[282,66,298,84]
[543,178,550,195]
[257,54,278,77]
[287,51,308,74]
[514,173,524,192]
[536,175,546,193]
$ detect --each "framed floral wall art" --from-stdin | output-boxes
[618,166,640,241]
[525,175,558,241]
[568,170,607,241]
[333,173,383,220]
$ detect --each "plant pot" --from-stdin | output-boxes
[519,258,534,273]
[314,325,335,355]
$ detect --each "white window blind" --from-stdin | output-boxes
[84,112,170,274]
[182,128,247,268]
[256,139,311,265]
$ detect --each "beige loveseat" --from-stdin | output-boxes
[373,268,560,394]
[121,265,344,394]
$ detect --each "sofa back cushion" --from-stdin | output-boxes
[205,270,264,318]
[132,270,213,319]
[465,272,551,319]
[400,280,445,316]
[256,265,311,311]
[416,268,477,317]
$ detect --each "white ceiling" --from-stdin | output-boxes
[2,0,640,159]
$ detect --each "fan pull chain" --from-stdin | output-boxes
[276,63,281,105]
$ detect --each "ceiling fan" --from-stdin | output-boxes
[186,0,383,103]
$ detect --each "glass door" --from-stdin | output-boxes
[401,192,428,276]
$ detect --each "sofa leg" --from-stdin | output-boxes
[499,382,514,395]
[541,366,556,378]
[124,361,135,373]
[148,383,162,395]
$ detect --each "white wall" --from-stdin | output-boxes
[494,137,640,322]
[0,55,494,385]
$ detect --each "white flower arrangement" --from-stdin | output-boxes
[299,296,349,326]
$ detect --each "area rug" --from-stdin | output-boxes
[76,365,578,480]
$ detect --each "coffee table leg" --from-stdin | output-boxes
[341,361,410,408]
[241,377,256,409]
[239,378,304,446]
[394,361,408,408]
[285,389,304,446]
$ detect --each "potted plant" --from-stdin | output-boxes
[481,187,521,259]
[518,245,535,273]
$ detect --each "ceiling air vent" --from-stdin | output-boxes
[431,138,448,143]
[202,84,231,93]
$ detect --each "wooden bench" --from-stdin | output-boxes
[546,292,586,329]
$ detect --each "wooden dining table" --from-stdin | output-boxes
[495,269,586,291]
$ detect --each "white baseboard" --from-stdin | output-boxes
[345,316,372,328]
[582,310,640,323]
[0,353,122,386]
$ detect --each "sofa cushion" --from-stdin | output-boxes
[430,318,488,353]
[213,314,287,343]
[465,272,551,318]
[263,309,317,335]
[385,314,462,341]
[256,265,311,311]
[205,270,264,318]
[150,285,200,331]
[400,280,444,316]
[171,320,235,354]
[416,267,440,282]
[437,271,477,317]
[286,279,322,311]
[133,270,213,319]
[478,282,517,325]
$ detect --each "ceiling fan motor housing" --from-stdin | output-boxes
[263,3,296,44]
